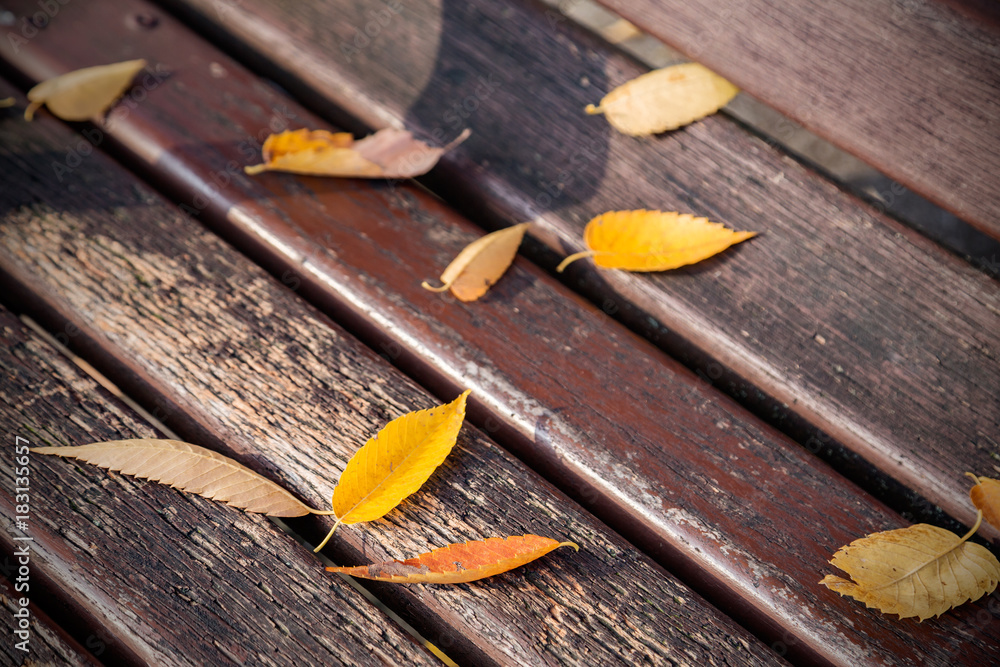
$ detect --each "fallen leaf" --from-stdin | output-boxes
[24,59,147,121]
[820,511,1000,620]
[327,535,579,583]
[967,473,1000,529]
[245,127,470,178]
[422,223,530,301]
[585,63,738,136]
[0,97,14,108]
[314,390,470,552]
[556,210,755,273]
[32,439,316,517]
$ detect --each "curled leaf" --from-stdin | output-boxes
[245,127,469,179]
[557,210,755,272]
[585,63,738,136]
[314,390,471,552]
[422,223,530,301]
[327,535,579,584]
[967,473,1000,530]
[820,512,1000,620]
[32,439,316,517]
[25,59,147,121]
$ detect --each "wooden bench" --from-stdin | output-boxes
[1,0,998,664]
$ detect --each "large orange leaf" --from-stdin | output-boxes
[327,535,579,584]
[32,439,315,516]
[967,473,1000,529]
[422,223,530,301]
[585,63,738,136]
[557,210,755,272]
[25,59,147,121]
[313,390,470,552]
[820,512,1000,620]
[244,127,469,179]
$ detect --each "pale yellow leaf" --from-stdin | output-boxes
[557,210,755,272]
[586,63,738,136]
[25,59,147,121]
[820,512,1000,620]
[32,439,316,517]
[422,223,530,301]
[245,127,469,178]
[967,473,1000,530]
[314,390,470,552]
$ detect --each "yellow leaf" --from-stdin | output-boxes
[0,97,14,108]
[245,127,470,179]
[422,223,530,302]
[820,512,1000,621]
[24,59,147,121]
[556,210,755,272]
[327,535,578,584]
[585,63,738,136]
[32,439,316,517]
[314,390,470,552]
[967,473,1000,530]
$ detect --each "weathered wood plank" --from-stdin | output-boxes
[0,308,437,666]
[591,0,1000,238]
[0,86,780,666]
[1,12,998,666]
[133,0,1000,531]
[1,575,101,667]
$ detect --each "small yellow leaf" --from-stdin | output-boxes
[314,390,470,552]
[585,63,738,136]
[820,512,1000,621]
[245,127,469,179]
[25,59,147,121]
[556,210,755,272]
[327,535,578,584]
[967,473,1000,529]
[422,223,530,301]
[32,439,316,517]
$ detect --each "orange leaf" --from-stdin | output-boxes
[967,473,1000,529]
[557,210,755,272]
[327,535,579,584]
[245,127,469,179]
[422,223,530,301]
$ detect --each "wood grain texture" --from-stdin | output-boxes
[0,9,997,666]
[0,87,779,667]
[1,575,101,667]
[140,0,1000,534]
[591,0,1000,238]
[0,309,435,666]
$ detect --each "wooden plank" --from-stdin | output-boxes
[590,0,1000,239]
[0,11,997,667]
[0,85,781,667]
[1,575,101,667]
[129,0,1000,533]
[0,308,437,666]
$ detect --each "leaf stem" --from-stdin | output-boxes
[960,510,984,542]
[243,163,267,175]
[584,104,604,116]
[313,519,341,553]
[23,100,42,121]
[556,250,598,273]
[420,280,451,293]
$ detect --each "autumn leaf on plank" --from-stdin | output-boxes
[24,59,147,121]
[244,127,470,179]
[967,473,1000,530]
[557,210,755,273]
[585,63,738,136]
[327,535,579,584]
[32,439,318,517]
[422,223,530,302]
[820,511,1000,620]
[314,390,471,552]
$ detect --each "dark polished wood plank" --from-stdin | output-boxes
[136,0,1000,533]
[1,7,997,665]
[0,85,780,667]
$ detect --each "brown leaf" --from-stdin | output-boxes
[32,439,316,517]
[327,535,579,584]
[422,223,530,301]
[245,127,470,179]
[967,473,1000,530]
[25,59,147,121]
[820,512,1000,620]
